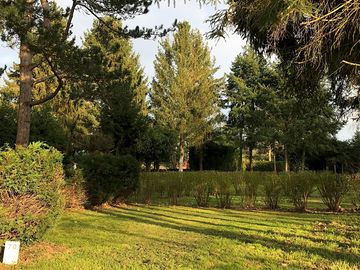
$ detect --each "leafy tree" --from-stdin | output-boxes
[0,68,99,154]
[0,0,158,147]
[151,22,221,171]
[225,48,277,171]
[136,124,177,171]
[83,17,148,155]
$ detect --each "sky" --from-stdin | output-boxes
[0,0,358,140]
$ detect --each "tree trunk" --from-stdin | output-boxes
[268,146,272,162]
[199,144,204,171]
[154,161,160,171]
[248,145,253,171]
[301,149,306,171]
[273,150,277,173]
[284,146,289,172]
[178,134,184,172]
[145,161,151,172]
[238,130,243,171]
[16,41,33,147]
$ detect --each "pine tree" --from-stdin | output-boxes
[0,0,154,147]
[84,17,148,155]
[226,48,277,171]
[151,22,221,171]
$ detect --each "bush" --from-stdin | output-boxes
[137,173,157,204]
[79,153,139,207]
[282,172,315,211]
[348,174,360,209]
[241,172,260,208]
[192,172,214,207]
[263,173,282,209]
[253,161,284,172]
[166,172,185,205]
[317,173,350,212]
[214,173,233,208]
[0,142,64,244]
[63,168,87,209]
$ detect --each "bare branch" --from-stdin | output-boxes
[64,0,78,40]
[342,60,360,67]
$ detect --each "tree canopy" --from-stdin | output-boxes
[151,21,222,171]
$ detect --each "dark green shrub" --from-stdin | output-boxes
[167,172,184,205]
[263,173,282,209]
[282,172,315,211]
[317,173,350,212]
[137,173,157,204]
[0,142,64,244]
[192,172,213,207]
[79,153,139,206]
[242,172,260,208]
[229,172,243,195]
[349,174,360,209]
[214,172,233,208]
[63,168,87,209]
[253,161,284,172]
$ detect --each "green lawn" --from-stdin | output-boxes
[7,205,360,270]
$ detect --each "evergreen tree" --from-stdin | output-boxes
[84,17,148,155]
[0,0,155,147]
[225,48,277,171]
[151,22,221,171]
[209,0,359,111]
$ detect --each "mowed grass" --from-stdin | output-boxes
[7,205,360,270]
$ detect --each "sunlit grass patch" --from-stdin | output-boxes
[9,205,360,270]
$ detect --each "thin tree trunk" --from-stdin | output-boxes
[16,42,33,147]
[248,145,253,171]
[268,146,272,162]
[238,130,243,171]
[273,148,277,172]
[199,144,204,171]
[284,146,289,172]
[179,134,184,172]
[145,161,151,172]
[301,149,305,171]
[154,161,160,171]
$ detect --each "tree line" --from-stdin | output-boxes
[0,0,359,172]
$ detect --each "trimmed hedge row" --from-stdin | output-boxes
[135,171,359,211]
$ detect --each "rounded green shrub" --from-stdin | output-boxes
[281,172,315,211]
[214,172,233,208]
[263,173,282,209]
[0,142,64,244]
[317,172,350,212]
[79,153,139,206]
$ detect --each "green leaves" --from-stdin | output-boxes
[152,21,222,148]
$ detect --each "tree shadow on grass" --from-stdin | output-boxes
[96,207,360,267]
[115,206,354,247]
[131,204,326,229]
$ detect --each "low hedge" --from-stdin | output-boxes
[136,171,358,211]
[0,142,64,244]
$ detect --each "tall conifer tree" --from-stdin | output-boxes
[151,22,221,171]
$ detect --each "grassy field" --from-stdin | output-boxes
[3,205,360,270]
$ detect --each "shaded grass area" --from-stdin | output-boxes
[7,205,360,270]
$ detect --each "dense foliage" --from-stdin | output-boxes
[79,153,140,207]
[152,21,221,171]
[0,142,64,243]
